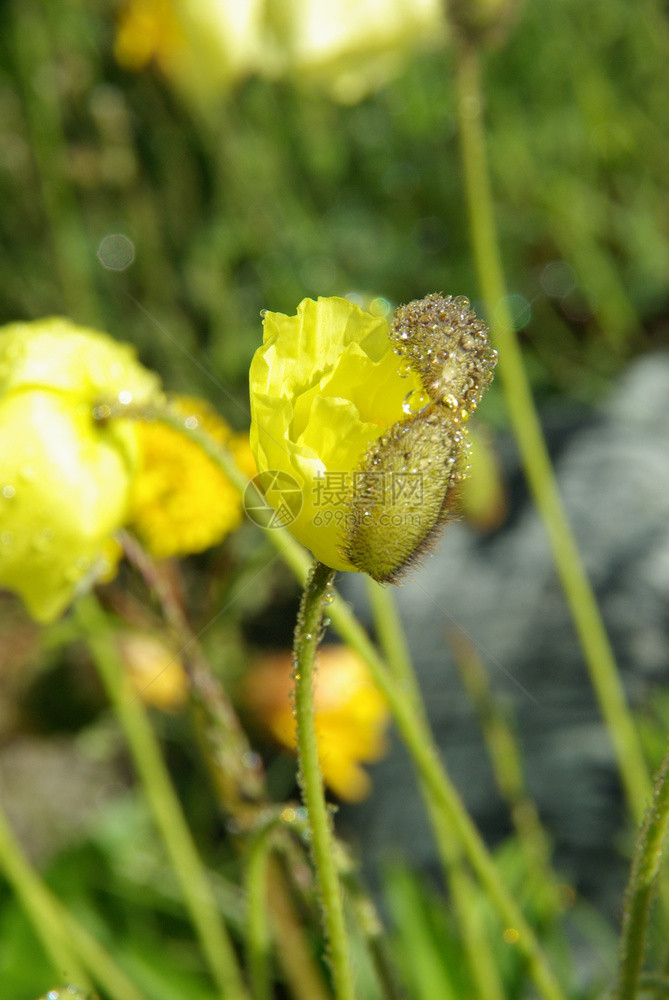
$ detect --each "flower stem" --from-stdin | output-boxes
[245,818,279,1000]
[0,797,149,1000]
[75,594,251,1000]
[615,739,669,999]
[293,561,356,1000]
[127,403,562,998]
[453,40,650,825]
[328,593,567,1000]
[0,801,90,990]
[366,580,505,1000]
[120,530,266,814]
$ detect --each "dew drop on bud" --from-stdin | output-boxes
[397,358,413,378]
[403,389,431,416]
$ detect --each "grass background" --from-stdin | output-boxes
[1,0,669,997]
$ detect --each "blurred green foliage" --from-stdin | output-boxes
[1,0,669,997]
[1,0,667,419]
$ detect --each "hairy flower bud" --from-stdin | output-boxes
[249,295,496,582]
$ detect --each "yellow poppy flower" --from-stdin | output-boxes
[242,645,389,802]
[114,0,447,104]
[127,395,256,559]
[249,295,496,581]
[0,318,160,623]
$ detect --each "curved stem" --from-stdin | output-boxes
[453,41,650,825]
[293,561,356,1000]
[0,797,150,1000]
[366,580,505,1000]
[127,409,564,1000]
[75,594,251,1000]
[0,801,91,990]
[329,593,567,1000]
[615,740,669,999]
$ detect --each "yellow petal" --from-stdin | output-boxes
[0,318,161,622]
[250,296,422,570]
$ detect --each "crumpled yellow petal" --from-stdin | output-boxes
[250,297,423,570]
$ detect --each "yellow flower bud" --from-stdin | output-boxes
[0,318,161,622]
[249,295,496,581]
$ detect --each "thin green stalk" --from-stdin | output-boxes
[326,594,567,1000]
[63,914,149,1000]
[293,561,356,1000]
[453,41,650,824]
[124,405,565,1000]
[120,530,266,814]
[451,631,560,915]
[246,826,275,1000]
[367,580,505,1000]
[615,740,669,1000]
[266,859,334,1000]
[118,518,331,1000]
[366,579,424,719]
[0,799,150,1000]
[0,802,90,989]
[75,595,251,1000]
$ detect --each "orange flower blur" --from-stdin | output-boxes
[243,645,389,802]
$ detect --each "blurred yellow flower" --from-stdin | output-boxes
[114,0,185,73]
[115,0,266,99]
[249,295,496,581]
[114,0,447,103]
[119,630,189,712]
[242,645,389,801]
[275,0,448,103]
[0,318,160,623]
[127,395,256,559]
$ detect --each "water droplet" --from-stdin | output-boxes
[403,389,430,416]
[396,358,412,378]
[453,294,470,311]
[443,393,460,410]
[2,484,15,499]
[184,415,198,430]
[118,390,133,405]
[260,308,267,318]
[323,590,335,605]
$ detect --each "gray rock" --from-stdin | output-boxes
[340,353,669,914]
